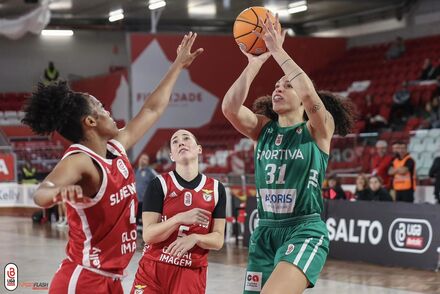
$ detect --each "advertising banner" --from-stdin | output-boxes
[0,153,16,182]
[326,201,440,270]
[0,183,38,207]
[244,198,440,270]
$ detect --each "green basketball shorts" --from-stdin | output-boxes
[243,214,329,293]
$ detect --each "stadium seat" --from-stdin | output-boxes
[409,137,423,152]
[426,138,440,152]
[428,128,440,138]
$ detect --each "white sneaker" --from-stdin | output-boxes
[56,218,67,228]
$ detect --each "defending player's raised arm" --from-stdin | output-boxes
[115,32,204,150]
[33,153,94,208]
[222,52,271,141]
[258,13,335,140]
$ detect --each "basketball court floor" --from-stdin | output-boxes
[1,217,438,293]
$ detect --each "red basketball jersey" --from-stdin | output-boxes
[142,171,221,268]
[62,139,138,277]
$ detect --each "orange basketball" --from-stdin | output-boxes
[233,6,281,55]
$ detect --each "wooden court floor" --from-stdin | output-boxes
[0,217,438,294]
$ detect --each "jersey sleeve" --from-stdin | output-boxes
[142,177,164,213]
[212,182,226,218]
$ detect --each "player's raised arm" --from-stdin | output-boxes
[115,32,203,150]
[222,51,271,141]
[264,14,334,138]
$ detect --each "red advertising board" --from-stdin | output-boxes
[0,153,16,182]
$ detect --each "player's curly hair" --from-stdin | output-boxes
[252,91,356,136]
[21,81,92,143]
[252,95,278,121]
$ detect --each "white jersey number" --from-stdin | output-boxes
[129,199,136,224]
[265,163,287,184]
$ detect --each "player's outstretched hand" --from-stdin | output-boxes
[240,48,271,66]
[176,208,211,226]
[254,12,286,54]
[53,185,91,204]
[175,32,204,69]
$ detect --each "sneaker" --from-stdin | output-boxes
[56,219,67,228]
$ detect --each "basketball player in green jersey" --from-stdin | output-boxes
[222,13,355,294]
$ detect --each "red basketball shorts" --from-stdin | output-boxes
[49,259,123,294]
[131,258,207,294]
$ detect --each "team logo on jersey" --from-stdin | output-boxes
[169,191,178,198]
[134,284,146,294]
[285,244,295,255]
[203,193,212,202]
[275,134,283,146]
[296,127,302,134]
[184,192,192,206]
[116,159,129,179]
[202,189,213,202]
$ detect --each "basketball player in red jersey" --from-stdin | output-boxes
[131,129,226,294]
[21,33,203,294]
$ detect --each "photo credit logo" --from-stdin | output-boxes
[4,263,18,291]
[20,281,49,290]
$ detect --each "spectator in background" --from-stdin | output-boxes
[354,174,370,201]
[428,96,440,128]
[364,94,388,132]
[43,61,59,85]
[156,143,172,170]
[390,81,411,127]
[427,57,440,81]
[135,154,157,229]
[419,58,434,80]
[371,140,394,189]
[429,155,440,204]
[367,176,393,201]
[419,100,433,129]
[389,141,416,202]
[20,160,38,184]
[323,176,346,200]
[385,36,405,60]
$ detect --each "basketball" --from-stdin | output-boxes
[233,6,281,55]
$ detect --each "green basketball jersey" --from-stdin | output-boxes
[254,121,328,219]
